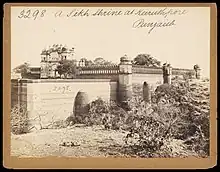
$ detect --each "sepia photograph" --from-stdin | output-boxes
[3,3,217,169]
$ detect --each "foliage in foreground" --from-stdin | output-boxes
[74,78,210,158]
[11,77,210,158]
[11,104,29,135]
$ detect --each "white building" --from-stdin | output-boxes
[40,46,77,78]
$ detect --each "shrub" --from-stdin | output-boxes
[124,98,185,157]
[65,115,76,125]
[77,98,128,130]
[11,104,29,135]
[74,78,210,158]
[85,98,109,126]
[124,78,210,157]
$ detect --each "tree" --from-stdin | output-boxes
[56,60,79,78]
[79,58,94,66]
[13,62,31,78]
[93,57,105,65]
[85,60,94,66]
[56,65,66,78]
[44,44,74,55]
[133,54,161,67]
[93,57,116,65]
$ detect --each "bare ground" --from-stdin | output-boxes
[11,124,132,158]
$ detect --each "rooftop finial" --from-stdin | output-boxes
[120,54,132,64]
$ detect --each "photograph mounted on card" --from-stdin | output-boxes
[3,3,217,169]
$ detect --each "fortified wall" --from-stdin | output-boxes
[11,56,200,129]
[11,79,118,129]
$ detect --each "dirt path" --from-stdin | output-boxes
[11,125,129,157]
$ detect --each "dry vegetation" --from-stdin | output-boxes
[11,78,210,158]
[11,104,29,135]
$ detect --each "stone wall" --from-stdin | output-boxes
[32,63,195,83]
[132,66,195,90]
[132,73,163,91]
[11,79,117,129]
[77,65,119,81]
[11,62,196,130]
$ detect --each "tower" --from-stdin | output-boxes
[118,55,133,108]
[40,46,76,79]
[194,64,201,79]
[40,50,50,78]
[162,63,172,84]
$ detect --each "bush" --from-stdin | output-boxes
[73,78,210,158]
[124,98,185,157]
[11,104,29,135]
[124,78,210,157]
[65,115,76,125]
[76,98,128,130]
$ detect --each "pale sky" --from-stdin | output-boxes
[11,6,210,77]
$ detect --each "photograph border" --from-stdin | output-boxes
[3,3,217,169]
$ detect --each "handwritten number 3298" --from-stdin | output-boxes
[18,9,46,20]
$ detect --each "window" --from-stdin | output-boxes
[65,56,67,60]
